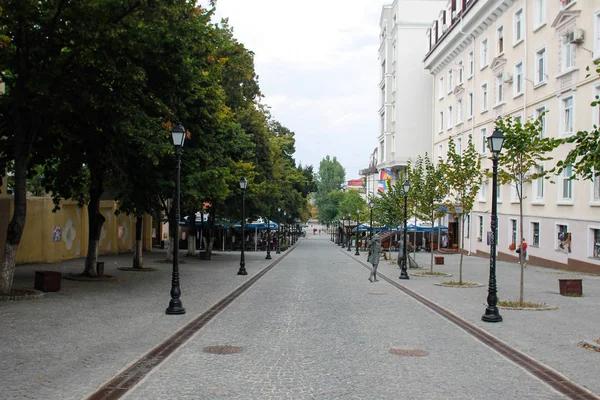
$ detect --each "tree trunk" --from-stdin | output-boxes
[0,155,28,295]
[84,172,105,276]
[459,217,464,284]
[519,175,525,305]
[132,215,143,269]
[205,209,215,260]
[165,207,174,261]
[186,215,197,257]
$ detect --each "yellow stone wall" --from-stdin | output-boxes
[0,196,152,264]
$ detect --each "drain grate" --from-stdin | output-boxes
[368,292,387,295]
[389,348,429,357]
[203,345,243,354]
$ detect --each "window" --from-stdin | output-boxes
[457,136,463,155]
[468,92,474,118]
[535,47,546,85]
[514,9,523,44]
[480,127,487,154]
[514,62,523,95]
[593,171,600,202]
[497,26,504,54]
[478,216,484,240]
[439,111,444,133]
[468,51,474,78]
[556,224,569,252]
[563,38,574,71]
[594,229,600,258]
[438,144,444,159]
[535,106,546,138]
[447,106,453,128]
[479,182,487,201]
[533,165,544,200]
[480,39,488,68]
[561,165,573,200]
[533,0,546,29]
[481,83,488,112]
[448,70,454,93]
[595,85,600,128]
[532,222,540,246]
[561,96,574,136]
[439,77,445,99]
[458,61,463,84]
[495,74,504,104]
[595,11,600,59]
[497,182,503,202]
[510,219,517,245]
[466,214,470,238]
[457,99,463,123]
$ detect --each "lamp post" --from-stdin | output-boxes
[400,180,410,280]
[265,216,272,260]
[355,208,361,256]
[347,213,352,251]
[237,177,248,275]
[283,211,287,248]
[276,207,281,254]
[369,199,374,240]
[340,215,345,248]
[166,123,186,315]
[482,128,505,323]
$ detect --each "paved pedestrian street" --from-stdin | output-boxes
[2,232,599,399]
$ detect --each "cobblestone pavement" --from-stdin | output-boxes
[124,235,572,400]
[1,231,598,399]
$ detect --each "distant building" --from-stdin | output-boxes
[424,0,600,272]
[377,0,447,185]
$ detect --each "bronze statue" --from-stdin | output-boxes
[367,234,382,282]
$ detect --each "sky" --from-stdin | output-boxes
[204,0,445,180]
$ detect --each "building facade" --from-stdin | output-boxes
[377,0,447,185]
[424,0,600,272]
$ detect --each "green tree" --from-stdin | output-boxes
[556,60,600,184]
[439,136,481,283]
[315,156,345,225]
[414,154,448,272]
[495,114,560,305]
[407,158,424,259]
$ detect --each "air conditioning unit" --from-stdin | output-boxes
[571,29,584,44]
[502,72,513,84]
[564,29,584,44]
[442,24,449,33]
[452,10,458,20]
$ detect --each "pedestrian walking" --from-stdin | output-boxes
[367,234,382,282]
[517,239,528,267]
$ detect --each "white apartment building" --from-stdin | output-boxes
[376,0,447,186]
[424,0,600,272]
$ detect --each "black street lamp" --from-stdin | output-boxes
[265,216,272,260]
[166,123,186,315]
[355,208,361,256]
[340,215,345,248]
[347,213,352,251]
[400,180,410,280]
[237,177,248,276]
[369,199,374,240]
[482,128,505,323]
[276,207,281,254]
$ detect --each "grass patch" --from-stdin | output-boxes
[420,271,449,276]
[498,300,549,308]
[439,281,481,287]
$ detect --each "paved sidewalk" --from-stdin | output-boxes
[353,241,600,395]
[1,248,283,400]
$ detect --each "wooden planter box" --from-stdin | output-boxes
[434,256,444,265]
[34,271,62,292]
[559,279,582,296]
